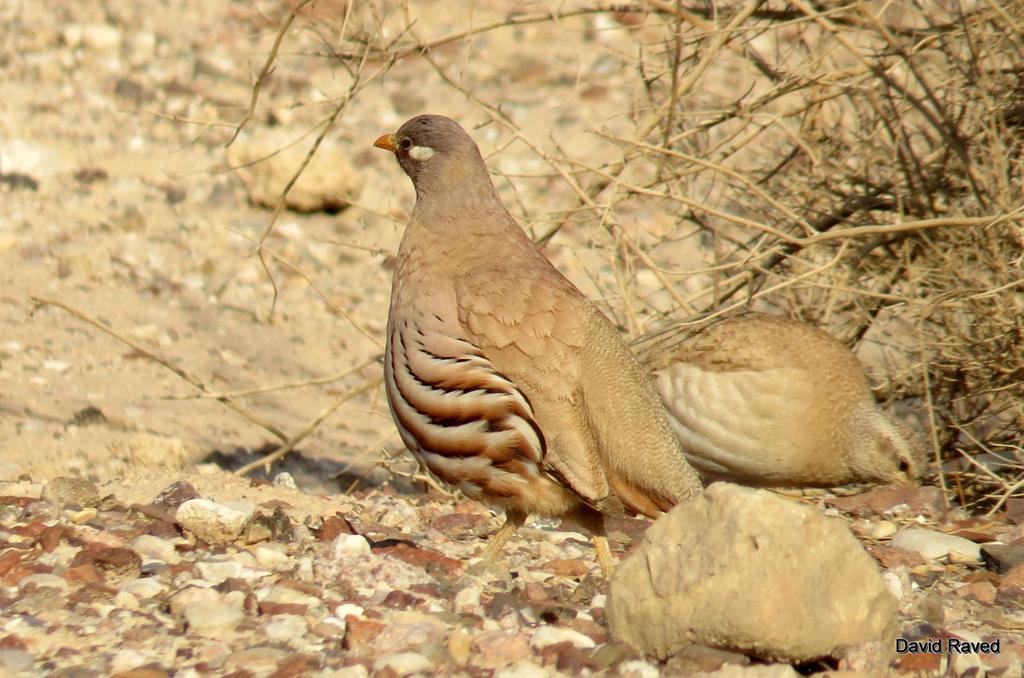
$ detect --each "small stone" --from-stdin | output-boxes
[868,520,898,540]
[176,498,255,545]
[70,547,142,581]
[18,573,68,592]
[170,587,221,617]
[617,659,661,678]
[542,558,590,577]
[373,652,433,676]
[448,628,471,665]
[195,559,246,584]
[264,615,308,643]
[891,529,981,562]
[228,130,364,214]
[272,472,298,491]
[1006,498,1024,525]
[958,581,997,605]
[475,630,532,669]
[223,647,289,674]
[130,535,181,564]
[114,591,140,609]
[42,477,100,508]
[254,545,293,570]
[152,481,200,511]
[77,23,122,51]
[183,599,245,634]
[531,626,596,650]
[335,603,365,619]
[981,544,1024,573]
[121,578,165,599]
[332,534,371,559]
[453,585,482,614]
[0,649,34,671]
[260,586,321,609]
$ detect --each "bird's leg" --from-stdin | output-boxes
[577,510,615,578]
[480,509,527,562]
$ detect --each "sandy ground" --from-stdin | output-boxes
[0,0,706,492]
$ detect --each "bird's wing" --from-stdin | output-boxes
[453,269,618,508]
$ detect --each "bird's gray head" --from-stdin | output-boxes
[849,409,929,485]
[374,114,487,190]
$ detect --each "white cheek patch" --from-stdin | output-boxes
[408,145,435,161]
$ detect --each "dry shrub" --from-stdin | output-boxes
[598,1,1024,510]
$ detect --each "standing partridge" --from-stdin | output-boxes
[374,115,701,574]
[631,311,927,487]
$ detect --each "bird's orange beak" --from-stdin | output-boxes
[374,133,397,153]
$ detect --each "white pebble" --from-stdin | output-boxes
[183,599,245,634]
[332,534,371,559]
[891,528,981,562]
[617,659,661,678]
[453,585,481,613]
[131,534,181,564]
[530,625,595,650]
[176,498,255,545]
[272,472,298,490]
[121,578,165,599]
[334,603,365,619]
[113,591,139,609]
[255,545,293,570]
[264,615,308,643]
[109,649,148,674]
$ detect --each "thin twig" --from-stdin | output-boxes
[30,296,289,442]
[234,374,385,477]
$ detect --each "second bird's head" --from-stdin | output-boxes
[374,114,485,189]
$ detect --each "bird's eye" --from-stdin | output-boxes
[399,138,413,150]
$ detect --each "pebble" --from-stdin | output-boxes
[63,23,123,51]
[259,585,321,608]
[335,603,365,619]
[170,586,221,616]
[176,498,255,545]
[131,534,181,564]
[332,534,371,559]
[0,649,34,671]
[109,648,149,673]
[113,591,139,609]
[224,647,289,674]
[272,472,298,491]
[869,520,898,540]
[373,651,433,676]
[42,477,100,508]
[495,661,554,678]
[981,544,1024,573]
[183,599,245,634]
[530,625,596,650]
[18,573,68,592]
[891,528,982,562]
[195,557,267,584]
[254,545,293,570]
[121,577,165,599]
[264,614,308,643]
[618,659,661,678]
[453,584,482,613]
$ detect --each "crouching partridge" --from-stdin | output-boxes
[631,312,927,487]
[374,115,701,575]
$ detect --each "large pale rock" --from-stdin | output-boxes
[228,130,363,213]
[607,483,897,663]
